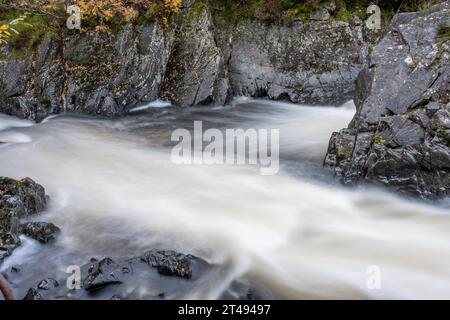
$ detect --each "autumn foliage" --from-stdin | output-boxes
[74,0,183,29]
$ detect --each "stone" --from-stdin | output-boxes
[19,222,60,244]
[325,2,450,199]
[1,177,48,263]
[23,288,44,300]
[310,8,331,21]
[37,278,59,291]
[141,249,199,279]
[82,258,126,292]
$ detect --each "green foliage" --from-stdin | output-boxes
[0,12,31,46]
[0,11,58,59]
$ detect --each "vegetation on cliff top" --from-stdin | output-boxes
[0,0,445,52]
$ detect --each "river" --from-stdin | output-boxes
[0,98,449,299]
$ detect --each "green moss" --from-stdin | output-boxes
[335,10,353,23]
[0,11,58,60]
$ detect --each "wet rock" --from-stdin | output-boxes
[325,2,450,199]
[6,249,213,299]
[0,177,47,215]
[23,288,44,300]
[141,249,198,279]
[82,258,126,292]
[19,222,61,244]
[37,278,59,291]
[0,196,22,252]
[0,177,48,262]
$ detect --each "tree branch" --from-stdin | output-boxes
[0,272,14,301]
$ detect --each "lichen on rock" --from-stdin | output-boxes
[325,2,450,199]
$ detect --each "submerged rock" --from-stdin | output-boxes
[325,2,450,199]
[19,222,60,244]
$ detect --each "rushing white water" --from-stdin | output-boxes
[0,99,449,299]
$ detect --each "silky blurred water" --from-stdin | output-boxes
[0,99,449,299]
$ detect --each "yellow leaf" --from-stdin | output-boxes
[0,25,9,31]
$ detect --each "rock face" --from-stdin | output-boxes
[221,18,367,105]
[0,177,59,263]
[325,2,450,199]
[0,23,174,122]
[161,7,228,106]
[65,24,174,118]
[0,3,368,120]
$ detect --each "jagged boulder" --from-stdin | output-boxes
[0,177,48,263]
[325,2,450,199]
[141,249,199,279]
[19,222,60,244]
[0,177,61,264]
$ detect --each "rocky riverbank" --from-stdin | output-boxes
[0,1,369,121]
[0,177,60,264]
[0,176,222,300]
[21,249,211,300]
[325,2,450,199]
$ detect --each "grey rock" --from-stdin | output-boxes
[64,24,174,117]
[310,8,331,21]
[0,177,51,264]
[161,7,225,107]
[23,288,44,300]
[19,222,61,244]
[37,278,59,291]
[325,2,450,199]
[141,249,201,279]
[1,3,368,119]
[82,258,125,292]
[223,18,367,105]
[0,177,47,215]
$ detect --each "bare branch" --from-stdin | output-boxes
[0,272,14,301]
